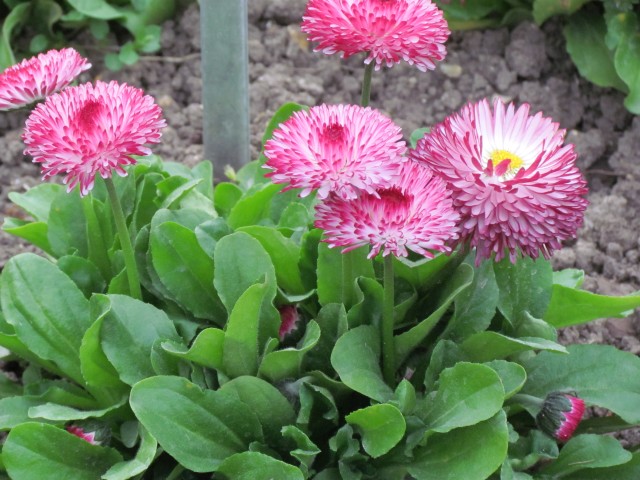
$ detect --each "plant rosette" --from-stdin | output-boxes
[1,3,640,480]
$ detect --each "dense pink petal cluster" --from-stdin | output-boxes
[301,0,449,71]
[0,48,90,111]
[410,98,588,263]
[264,104,405,200]
[315,160,460,258]
[23,80,166,196]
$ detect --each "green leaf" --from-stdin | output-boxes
[1,253,91,384]
[423,362,504,433]
[79,301,128,394]
[563,451,640,479]
[227,183,282,229]
[48,191,88,257]
[303,303,348,374]
[150,221,224,322]
[214,231,277,313]
[216,452,304,480]
[238,225,307,294]
[613,22,640,113]
[541,434,632,477]
[461,332,567,362]
[493,256,552,329]
[484,360,526,399]
[130,376,263,472]
[545,285,640,327]
[393,252,453,292]
[219,376,296,446]
[445,257,498,340]
[0,396,51,430]
[214,182,243,217]
[281,425,321,475]
[3,422,122,480]
[2,219,52,255]
[331,325,393,402]
[195,218,232,258]
[317,243,375,307]
[0,2,30,70]
[102,425,157,480]
[346,404,406,458]
[66,0,124,19]
[8,184,63,222]
[223,281,272,377]
[522,344,640,424]
[259,320,321,381]
[533,0,590,24]
[564,10,628,92]
[98,294,181,385]
[409,127,429,148]
[161,327,224,370]
[346,276,384,329]
[57,255,106,298]
[395,263,474,365]
[407,411,508,480]
[28,400,124,421]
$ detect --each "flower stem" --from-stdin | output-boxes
[80,195,111,282]
[342,251,353,308]
[360,61,374,107]
[382,255,395,385]
[105,177,142,300]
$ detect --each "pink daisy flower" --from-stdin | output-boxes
[314,160,460,258]
[23,80,166,196]
[301,0,450,72]
[410,98,588,263]
[264,104,405,200]
[0,48,91,111]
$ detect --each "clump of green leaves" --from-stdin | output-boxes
[1,106,640,478]
[0,0,183,71]
[436,0,640,114]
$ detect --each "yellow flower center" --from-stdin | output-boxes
[489,149,524,175]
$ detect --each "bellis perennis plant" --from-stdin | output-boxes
[1,2,640,479]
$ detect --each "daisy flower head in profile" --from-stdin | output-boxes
[410,97,588,263]
[23,80,166,196]
[314,159,460,259]
[301,0,450,72]
[0,48,91,111]
[263,104,405,200]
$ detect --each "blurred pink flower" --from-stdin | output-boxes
[264,104,405,200]
[410,98,588,263]
[0,48,90,110]
[314,160,459,258]
[301,0,449,71]
[23,80,166,196]
[278,304,301,341]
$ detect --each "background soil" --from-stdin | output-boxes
[1,2,639,352]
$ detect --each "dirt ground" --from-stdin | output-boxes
[1,2,639,367]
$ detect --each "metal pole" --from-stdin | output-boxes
[200,0,250,177]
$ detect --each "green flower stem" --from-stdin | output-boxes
[81,195,111,282]
[361,61,374,107]
[382,254,396,385]
[105,177,142,301]
[510,393,544,414]
[342,251,353,308]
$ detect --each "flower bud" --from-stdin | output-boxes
[65,421,111,446]
[278,304,301,342]
[536,392,585,442]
